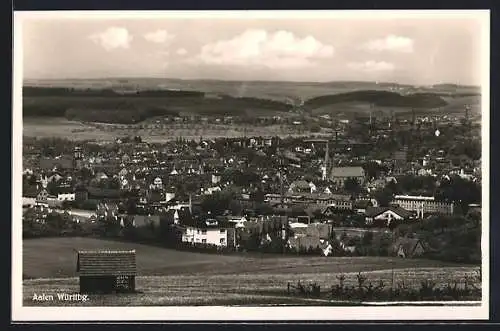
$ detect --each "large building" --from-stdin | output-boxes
[330,166,365,187]
[391,195,454,218]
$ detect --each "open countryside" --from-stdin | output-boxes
[22,80,480,143]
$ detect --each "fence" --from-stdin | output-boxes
[286,270,481,302]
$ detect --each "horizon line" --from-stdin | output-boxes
[22,77,480,88]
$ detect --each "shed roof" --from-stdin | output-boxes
[76,250,137,276]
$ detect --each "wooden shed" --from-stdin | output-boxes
[76,249,137,294]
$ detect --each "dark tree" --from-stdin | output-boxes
[344,178,361,193]
[374,187,394,207]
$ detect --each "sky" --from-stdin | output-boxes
[19,11,487,85]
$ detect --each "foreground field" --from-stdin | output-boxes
[23,237,466,279]
[22,237,480,306]
[23,268,480,306]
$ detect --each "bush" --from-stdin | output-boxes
[288,272,481,302]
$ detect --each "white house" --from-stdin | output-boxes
[289,222,309,229]
[165,192,176,203]
[153,177,163,189]
[181,220,236,247]
[203,186,222,195]
[212,174,222,184]
[57,193,76,201]
[228,216,247,228]
[22,197,36,208]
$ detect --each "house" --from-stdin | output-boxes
[212,173,222,184]
[366,179,386,192]
[330,166,365,187]
[287,236,333,256]
[152,177,163,189]
[130,215,161,228]
[365,206,412,227]
[287,222,333,255]
[36,188,49,203]
[203,186,222,195]
[76,250,136,293]
[291,223,331,239]
[57,192,76,201]
[353,199,373,214]
[74,186,89,201]
[180,217,236,247]
[323,197,353,211]
[338,239,357,254]
[96,202,119,217]
[288,180,314,193]
[392,238,426,258]
[227,216,248,228]
[22,197,37,208]
[95,171,109,181]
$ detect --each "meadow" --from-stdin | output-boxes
[23,117,333,142]
[22,237,480,306]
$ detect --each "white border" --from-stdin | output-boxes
[12,10,491,322]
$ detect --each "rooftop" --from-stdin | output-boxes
[330,166,365,178]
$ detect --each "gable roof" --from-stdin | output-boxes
[330,166,365,178]
[76,250,136,276]
[365,206,412,218]
[393,238,425,257]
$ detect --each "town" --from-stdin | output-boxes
[22,107,482,264]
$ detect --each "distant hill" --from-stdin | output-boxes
[22,83,479,123]
[22,86,293,123]
[24,78,480,104]
[304,90,448,110]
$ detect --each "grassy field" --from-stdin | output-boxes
[23,117,333,142]
[22,237,480,306]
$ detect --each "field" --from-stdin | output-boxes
[22,237,481,306]
[22,117,334,142]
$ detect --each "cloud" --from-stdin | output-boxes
[144,30,175,44]
[147,50,170,59]
[176,48,188,56]
[193,29,334,68]
[89,27,133,51]
[348,61,395,72]
[363,35,414,53]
